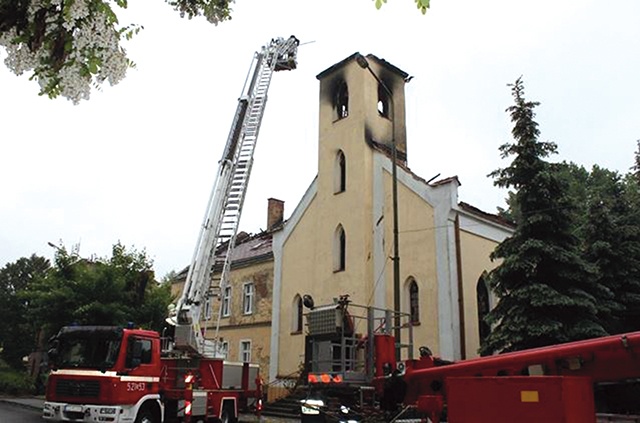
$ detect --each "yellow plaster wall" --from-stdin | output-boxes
[277,198,319,377]
[205,260,274,376]
[386,171,441,357]
[458,229,500,358]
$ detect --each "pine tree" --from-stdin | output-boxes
[579,166,637,333]
[479,78,608,355]
[631,140,640,183]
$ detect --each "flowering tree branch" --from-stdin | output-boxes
[0,0,232,104]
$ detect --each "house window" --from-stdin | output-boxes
[408,278,420,324]
[243,282,254,315]
[477,275,491,343]
[220,341,229,359]
[204,297,212,320]
[240,340,251,363]
[334,80,349,120]
[292,295,303,333]
[333,225,346,272]
[334,150,346,194]
[221,286,231,317]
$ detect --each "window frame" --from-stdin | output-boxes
[220,340,229,360]
[221,286,231,317]
[239,339,252,363]
[242,282,254,315]
[204,297,212,320]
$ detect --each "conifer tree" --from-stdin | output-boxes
[579,166,637,333]
[479,78,608,355]
[631,140,640,183]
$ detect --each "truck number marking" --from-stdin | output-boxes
[127,382,146,391]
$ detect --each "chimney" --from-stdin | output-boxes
[267,198,284,230]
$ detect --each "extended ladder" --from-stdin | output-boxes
[174,36,299,357]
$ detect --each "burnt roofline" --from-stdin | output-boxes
[316,52,409,80]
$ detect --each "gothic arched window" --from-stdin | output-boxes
[334,150,346,193]
[292,294,303,333]
[407,278,420,324]
[333,225,346,272]
[477,275,491,342]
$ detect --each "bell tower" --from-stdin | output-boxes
[316,52,409,166]
[309,53,410,308]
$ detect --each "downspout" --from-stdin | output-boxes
[454,214,466,359]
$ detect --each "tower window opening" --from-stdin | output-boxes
[377,83,391,118]
[334,81,349,120]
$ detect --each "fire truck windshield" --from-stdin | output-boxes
[55,326,123,370]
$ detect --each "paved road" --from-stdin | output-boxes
[0,401,43,422]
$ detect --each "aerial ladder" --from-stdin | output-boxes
[172,36,300,357]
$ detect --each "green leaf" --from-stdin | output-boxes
[97,1,119,25]
[415,0,430,13]
[88,59,98,74]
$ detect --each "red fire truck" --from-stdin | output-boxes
[42,325,259,423]
[301,295,640,423]
[42,35,300,423]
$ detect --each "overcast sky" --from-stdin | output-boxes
[2,0,639,278]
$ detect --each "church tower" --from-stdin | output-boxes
[311,53,410,306]
[316,52,409,169]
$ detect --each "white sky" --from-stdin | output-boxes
[2,0,639,279]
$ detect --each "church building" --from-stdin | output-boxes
[268,53,513,383]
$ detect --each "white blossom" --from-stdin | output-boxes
[0,28,42,76]
[63,0,91,31]
[58,62,92,103]
[0,0,133,103]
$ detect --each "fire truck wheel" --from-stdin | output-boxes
[134,406,157,423]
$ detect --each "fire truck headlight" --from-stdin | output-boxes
[99,407,117,415]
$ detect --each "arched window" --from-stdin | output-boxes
[477,275,491,343]
[334,81,349,120]
[407,278,420,324]
[334,150,346,193]
[377,82,391,118]
[292,294,303,333]
[333,225,346,272]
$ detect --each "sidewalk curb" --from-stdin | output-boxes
[0,397,43,412]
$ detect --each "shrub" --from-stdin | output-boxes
[0,368,35,396]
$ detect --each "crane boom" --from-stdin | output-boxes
[173,36,300,356]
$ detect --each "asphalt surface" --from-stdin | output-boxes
[0,399,43,422]
[0,396,299,423]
